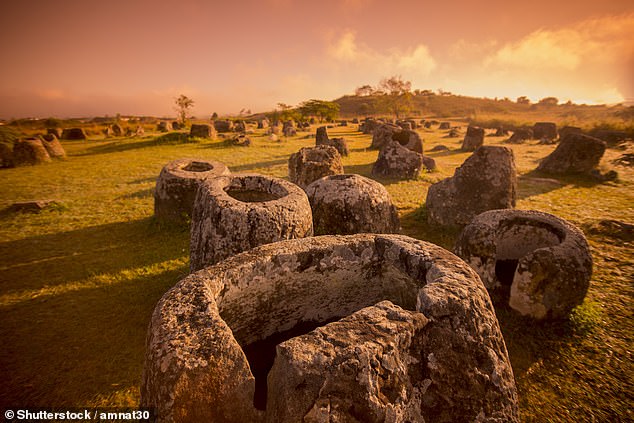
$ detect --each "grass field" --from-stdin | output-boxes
[0,123,632,421]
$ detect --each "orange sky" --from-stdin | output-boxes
[0,0,632,118]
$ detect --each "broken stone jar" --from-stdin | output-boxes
[142,234,518,422]
[455,209,592,320]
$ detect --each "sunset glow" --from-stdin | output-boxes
[0,0,632,118]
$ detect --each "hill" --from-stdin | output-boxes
[333,93,634,132]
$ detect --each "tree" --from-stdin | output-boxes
[379,76,411,96]
[538,97,559,106]
[297,99,340,122]
[276,103,301,121]
[516,96,530,105]
[211,112,218,119]
[376,75,413,118]
[355,84,375,96]
[174,95,194,126]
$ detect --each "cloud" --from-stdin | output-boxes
[486,14,634,71]
[471,13,634,103]
[326,30,437,80]
[487,29,583,70]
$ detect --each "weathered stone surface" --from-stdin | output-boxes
[359,118,380,134]
[532,122,558,140]
[370,124,400,150]
[537,133,606,174]
[214,120,234,133]
[267,301,429,422]
[305,174,400,235]
[228,134,251,146]
[558,126,582,140]
[590,129,628,146]
[288,146,344,189]
[392,129,423,153]
[423,121,432,128]
[422,155,436,171]
[189,174,313,271]
[112,123,124,137]
[257,119,269,129]
[426,146,517,228]
[372,141,423,180]
[495,127,509,136]
[142,234,518,422]
[61,128,87,140]
[7,200,61,213]
[455,209,592,320]
[157,121,172,132]
[397,120,412,130]
[462,126,485,151]
[507,128,532,144]
[329,137,349,157]
[445,128,461,138]
[190,124,216,139]
[315,126,329,146]
[282,121,297,137]
[234,120,247,133]
[439,122,450,130]
[40,134,66,158]
[13,139,51,166]
[154,158,230,223]
[429,144,449,152]
[268,124,282,136]
[314,126,349,157]
[372,124,423,154]
[47,128,62,138]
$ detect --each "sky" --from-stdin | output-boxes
[0,0,632,119]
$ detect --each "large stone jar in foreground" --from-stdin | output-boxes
[189,174,313,271]
[455,209,592,320]
[142,234,519,422]
[154,158,230,223]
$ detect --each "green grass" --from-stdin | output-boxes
[0,124,632,421]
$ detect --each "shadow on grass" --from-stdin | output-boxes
[0,216,192,408]
[118,187,154,200]
[521,169,609,189]
[0,217,189,295]
[343,162,374,177]
[0,264,187,409]
[230,158,290,173]
[517,173,566,200]
[495,306,582,378]
[75,133,212,156]
[426,148,470,157]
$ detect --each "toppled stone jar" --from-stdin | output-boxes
[455,209,593,320]
[426,146,517,228]
[305,174,400,235]
[154,158,230,223]
[189,174,313,271]
[142,234,519,422]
